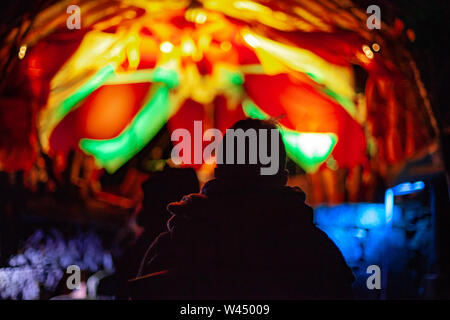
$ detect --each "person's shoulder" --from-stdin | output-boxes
[280,185,307,202]
[274,185,314,224]
[311,226,340,250]
[311,226,355,281]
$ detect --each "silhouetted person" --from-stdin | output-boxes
[137,167,199,242]
[134,119,354,299]
[112,166,199,299]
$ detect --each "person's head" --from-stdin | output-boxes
[214,118,288,186]
[137,167,199,228]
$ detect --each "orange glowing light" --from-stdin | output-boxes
[82,85,138,139]
[18,45,27,59]
[362,45,373,59]
[372,43,380,52]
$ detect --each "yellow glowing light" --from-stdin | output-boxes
[185,9,207,24]
[123,10,137,20]
[18,44,27,59]
[362,45,374,59]
[243,33,259,48]
[127,47,140,69]
[220,41,232,51]
[242,29,357,119]
[181,39,196,55]
[160,41,174,53]
[198,34,212,51]
[110,16,122,25]
[372,43,380,52]
[273,11,288,22]
[234,1,269,13]
[195,12,207,24]
[127,35,140,69]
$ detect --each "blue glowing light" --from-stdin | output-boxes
[354,228,367,239]
[314,182,426,269]
[385,188,394,224]
[314,203,386,229]
[392,181,425,196]
[358,207,384,228]
[385,181,425,224]
[314,204,388,264]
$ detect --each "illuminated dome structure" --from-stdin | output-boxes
[0,0,439,204]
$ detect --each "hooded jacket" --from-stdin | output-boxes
[136,178,354,299]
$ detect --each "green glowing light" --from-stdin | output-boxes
[80,83,171,173]
[282,130,337,173]
[104,68,179,88]
[57,65,116,120]
[242,99,269,120]
[242,99,338,173]
[79,67,178,173]
[41,64,115,149]
[228,71,244,85]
